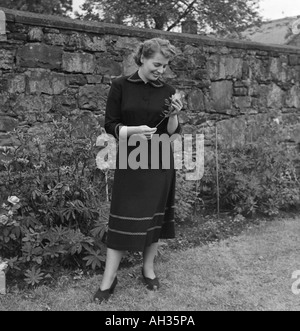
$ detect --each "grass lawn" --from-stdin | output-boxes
[1,215,300,311]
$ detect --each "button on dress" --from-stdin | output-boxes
[104,71,182,252]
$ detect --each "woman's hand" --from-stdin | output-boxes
[137,125,157,140]
[170,96,183,117]
[119,126,157,140]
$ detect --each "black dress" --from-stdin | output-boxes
[104,71,181,252]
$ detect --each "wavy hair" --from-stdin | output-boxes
[133,38,177,66]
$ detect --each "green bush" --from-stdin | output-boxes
[0,115,109,286]
[200,120,300,216]
[0,114,199,286]
[2,113,299,287]
[175,169,199,221]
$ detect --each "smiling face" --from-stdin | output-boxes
[138,52,169,82]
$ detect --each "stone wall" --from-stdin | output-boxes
[1,7,300,152]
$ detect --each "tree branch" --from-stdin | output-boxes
[166,0,198,31]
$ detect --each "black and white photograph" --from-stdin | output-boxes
[0,0,300,315]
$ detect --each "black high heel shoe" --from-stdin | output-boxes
[142,268,160,291]
[93,277,118,304]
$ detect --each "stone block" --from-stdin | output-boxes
[183,46,206,69]
[248,83,260,97]
[217,117,247,149]
[95,55,122,76]
[0,10,6,35]
[287,66,300,82]
[269,57,287,82]
[0,116,18,132]
[0,92,9,109]
[44,28,60,34]
[208,55,243,80]
[179,112,191,124]
[162,66,177,79]
[288,54,298,66]
[233,87,248,96]
[259,83,285,109]
[286,85,300,108]
[115,37,140,51]
[291,124,300,143]
[79,85,109,111]
[234,96,252,109]
[28,27,44,42]
[188,54,206,69]
[12,94,53,123]
[210,81,233,112]
[83,36,107,52]
[44,33,66,46]
[192,69,209,81]
[17,43,62,70]
[245,114,271,141]
[256,85,269,108]
[65,33,83,50]
[102,75,112,84]
[187,89,206,111]
[249,58,270,83]
[67,74,88,86]
[170,55,189,72]
[0,133,18,147]
[53,93,77,110]
[0,49,14,70]
[25,70,66,95]
[62,52,95,74]
[52,72,67,95]
[267,83,284,108]
[217,114,273,149]
[25,69,52,94]
[8,75,26,94]
[122,53,138,76]
[242,61,250,79]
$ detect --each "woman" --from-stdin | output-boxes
[93,38,183,303]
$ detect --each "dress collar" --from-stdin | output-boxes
[127,71,164,88]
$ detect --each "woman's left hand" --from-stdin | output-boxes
[170,98,183,117]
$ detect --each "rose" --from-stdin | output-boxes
[0,262,8,272]
[7,196,20,205]
[171,91,183,104]
[155,90,184,128]
[0,214,9,225]
[1,203,8,209]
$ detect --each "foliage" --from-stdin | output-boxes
[175,169,198,221]
[2,110,299,289]
[76,0,262,35]
[0,115,109,287]
[0,0,73,16]
[200,119,300,216]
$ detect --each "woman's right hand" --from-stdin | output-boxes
[137,125,157,140]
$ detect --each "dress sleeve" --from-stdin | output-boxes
[104,79,124,140]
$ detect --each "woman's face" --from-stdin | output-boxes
[140,52,169,82]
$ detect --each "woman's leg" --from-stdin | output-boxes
[143,242,159,279]
[100,248,124,290]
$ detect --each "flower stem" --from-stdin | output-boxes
[155,117,167,128]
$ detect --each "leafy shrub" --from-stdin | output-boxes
[0,115,109,286]
[200,119,300,216]
[175,169,200,221]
